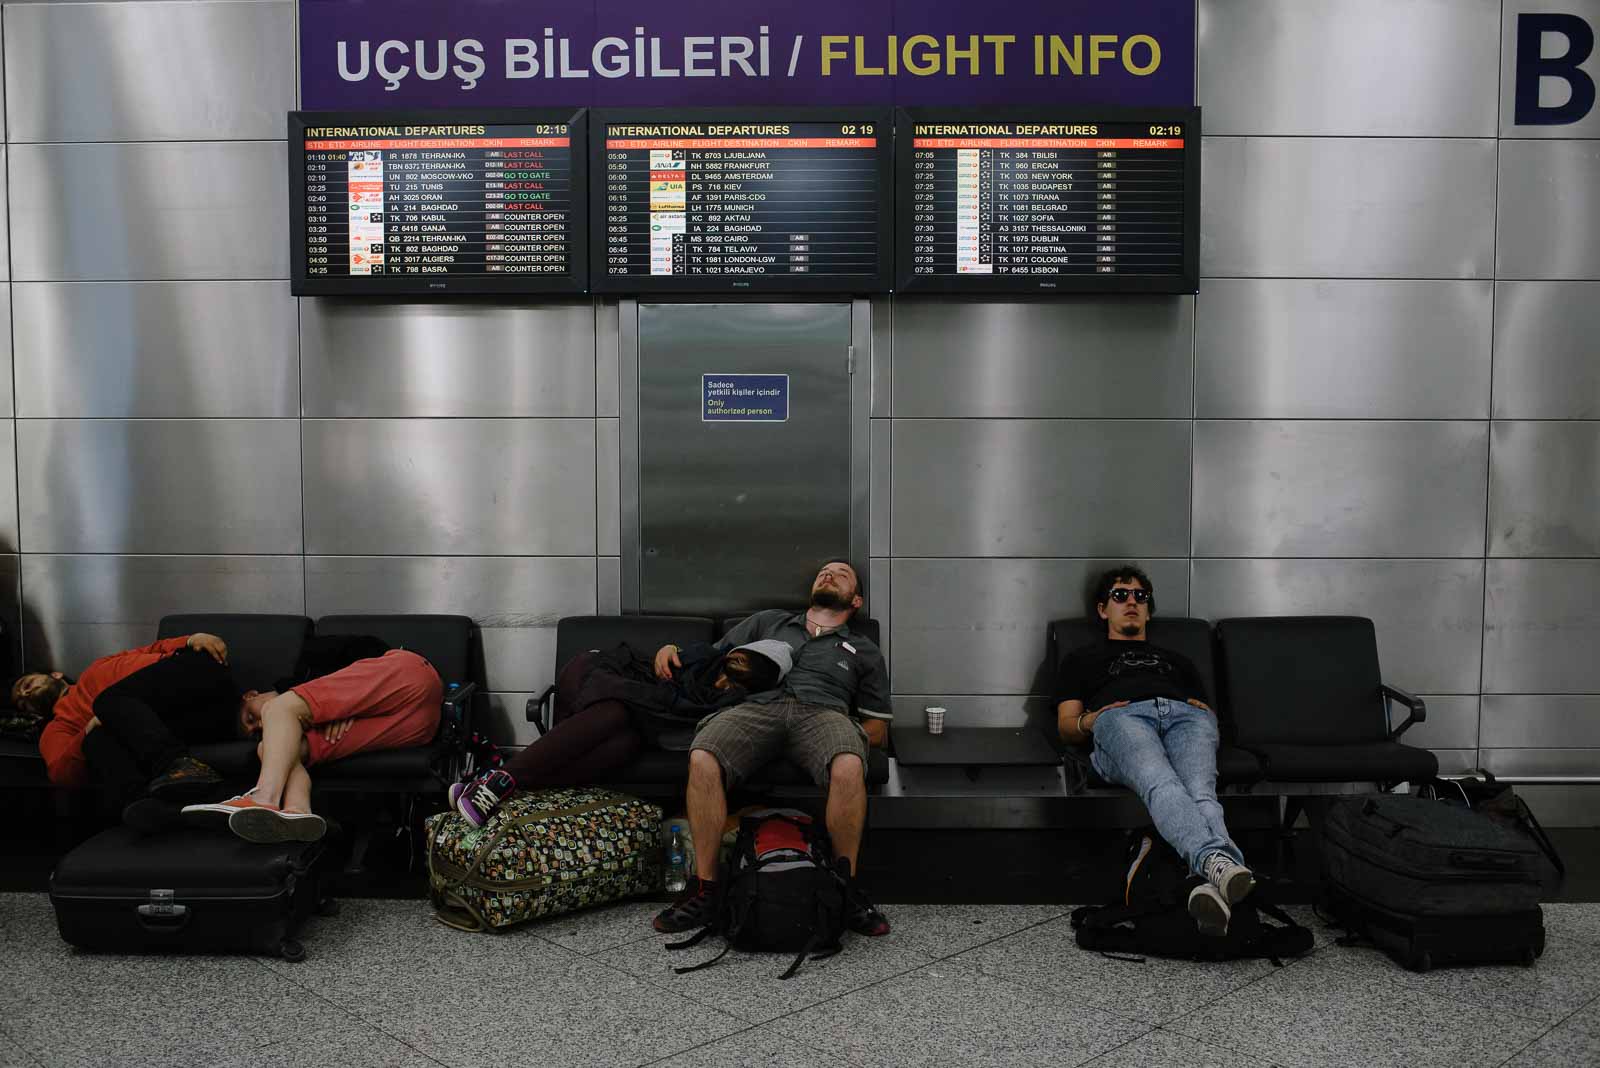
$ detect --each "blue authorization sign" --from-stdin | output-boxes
[703,374,789,422]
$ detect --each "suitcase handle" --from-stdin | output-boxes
[135,902,191,933]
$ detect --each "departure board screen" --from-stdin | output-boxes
[289,110,587,295]
[896,108,1199,294]
[591,109,893,293]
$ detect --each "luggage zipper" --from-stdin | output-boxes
[1330,833,1538,884]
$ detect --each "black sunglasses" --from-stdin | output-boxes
[1107,588,1150,604]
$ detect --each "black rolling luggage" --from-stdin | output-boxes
[50,826,339,962]
[1322,795,1545,971]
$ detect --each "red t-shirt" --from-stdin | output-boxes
[37,636,192,787]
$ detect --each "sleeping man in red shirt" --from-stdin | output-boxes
[183,649,442,844]
[13,637,442,843]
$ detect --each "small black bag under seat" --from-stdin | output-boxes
[667,808,849,980]
[1071,829,1312,965]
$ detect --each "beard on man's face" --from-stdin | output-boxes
[1115,619,1144,636]
[810,586,855,611]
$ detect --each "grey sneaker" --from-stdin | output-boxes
[1188,882,1231,937]
[1201,852,1256,905]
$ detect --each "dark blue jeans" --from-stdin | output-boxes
[1090,697,1245,876]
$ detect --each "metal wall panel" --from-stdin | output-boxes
[1194,280,1493,418]
[870,420,890,556]
[893,420,1191,558]
[891,694,1050,731]
[3,1,294,142]
[1497,141,1600,280]
[1481,749,1600,780]
[597,419,620,556]
[304,556,596,693]
[1430,750,1480,776]
[1490,421,1600,557]
[1485,560,1600,693]
[19,554,304,675]
[0,424,15,553]
[1201,138,1497,278]
[1499,0,1600,139]
[9,142,290,281]
[300,300,596,417]
[0,288,12,417]
[1191,559,1486,694]
[596,301,620,418]
[891,558,1191,694]
[0,146,8,280]
[0,556,20,679]
[1482,696,1600,749]
[1501,785,1600,826]
[481,692,542,747]
[869,557,890,665]
[870,296,892,418]
[1199,0,1499,136]
[1193,422,1489,558]
[301,419,596,556]
[598,557,621,614]
[1494,282,1600,418]
[1403,696,1482,752]
[12,282,297,418]
[891,299,1193,418]
[16,419,301,554]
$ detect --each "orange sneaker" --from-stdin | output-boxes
[181,794,327,844]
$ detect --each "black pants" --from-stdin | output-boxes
[83,650,241,801]
[503,701,643,789]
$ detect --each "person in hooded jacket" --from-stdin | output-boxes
[447,640,792,828]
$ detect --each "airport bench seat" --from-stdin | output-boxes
[529,614,890,790]
[1047,616,1265,790]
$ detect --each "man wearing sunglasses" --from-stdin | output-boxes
[1056,565,1254,934]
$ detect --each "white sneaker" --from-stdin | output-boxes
[1188,883,1232,936]
[1201,852,1256,905]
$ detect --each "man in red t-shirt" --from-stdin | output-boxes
[13,633,236,800]
[183,650,442,844]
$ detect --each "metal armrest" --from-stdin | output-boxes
[526,685,555,735]
[1381,683,1426,740]
[433,681,479,781]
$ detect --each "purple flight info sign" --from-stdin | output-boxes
[299,0,1194,109]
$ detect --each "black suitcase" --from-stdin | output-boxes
[1326,891,1544,972]
[1322,795,1545,971]
[50,826,338,962]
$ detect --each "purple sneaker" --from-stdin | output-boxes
[450,769,516,827]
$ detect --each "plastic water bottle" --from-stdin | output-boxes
[665,823,688,894]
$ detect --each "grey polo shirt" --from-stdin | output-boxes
[714,609,892,720]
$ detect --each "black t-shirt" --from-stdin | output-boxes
[1055,638,1209,710]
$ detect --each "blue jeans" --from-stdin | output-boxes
[1090,697,1245,877]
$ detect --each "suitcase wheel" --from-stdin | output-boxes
[1409,947,1433,973]
[278,938,306,963]
[316,897,341,918]
[1521,948,1537,967]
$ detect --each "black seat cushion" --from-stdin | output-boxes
[588,746,891,788]
[555,616,716,677]
[1215,617,1391,746]
[156,615,311,694]
[314,615,475,690]
[189,738,446,787]
[1249,741,1438,783]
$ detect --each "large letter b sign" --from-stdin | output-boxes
[1516,13,1596,124]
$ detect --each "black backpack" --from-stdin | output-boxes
[668,808,849,980]
[1071,828,1313,965]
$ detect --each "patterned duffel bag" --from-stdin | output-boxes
[426,787,663,932]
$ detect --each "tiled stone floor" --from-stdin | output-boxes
[3,894,1597,1067]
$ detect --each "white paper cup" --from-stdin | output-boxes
[925,706,946,734]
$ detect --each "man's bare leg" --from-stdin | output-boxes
[282,763,313,815]
[255,693,313,808]
[825,753,867,871]
[686,749,727,882]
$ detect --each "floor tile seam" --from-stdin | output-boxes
[636,1020,767,1067]
[1488,987,1600,1067]
[910,911,1079,962]
[243,957,415,1052]
[579,949,777,1028]
[0,1022,43,1068]
[1151,1024,1288,1068]
[1298,945,1600,1027]
[1058,1021,1162,1067]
